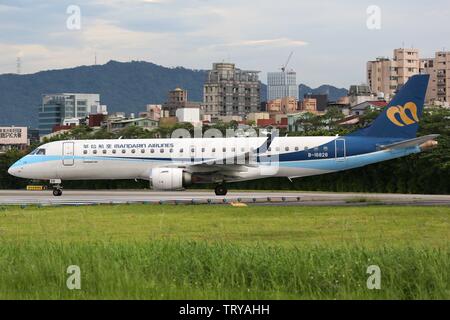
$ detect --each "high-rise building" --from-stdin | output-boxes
[393,48,420,88]
[366,57,393,97]
[39,93,102,136]
[367,48,420,100]
[421,51,450,104]
[267,70,298,100]
[203,63,261,118]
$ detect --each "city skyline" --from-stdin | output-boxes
[0,0,449,87]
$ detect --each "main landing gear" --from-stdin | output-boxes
[53,188,63,197]
[214,184,228,196]
[50,179,63,197]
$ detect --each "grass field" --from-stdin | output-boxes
[0,204,448,299]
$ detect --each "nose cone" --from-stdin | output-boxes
[8,159,24,178]
[8,165,18,177]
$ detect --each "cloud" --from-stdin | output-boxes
[213,38,308,48]
[0,0,448,87]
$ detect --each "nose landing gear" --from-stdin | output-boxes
[50,179,63,197]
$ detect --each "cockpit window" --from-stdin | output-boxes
[29,148,46,155]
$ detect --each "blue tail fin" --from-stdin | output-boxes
[350,74,429,139]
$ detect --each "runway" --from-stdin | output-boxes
[0,190,449,206]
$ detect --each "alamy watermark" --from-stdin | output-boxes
[66,265,81,290]
[366,265,381,290]
[82,128,282,177]
[66,5,81,30]
[366,5,381,30]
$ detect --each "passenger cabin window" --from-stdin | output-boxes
[93,150,97,155]
[83,150,88,155]
[103,150,107,154]
[122,150,126,154]
[112,150,117,154]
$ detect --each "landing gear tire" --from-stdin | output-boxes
[52,188,63,197]
[215,184,228,196]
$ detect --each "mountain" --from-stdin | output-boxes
[0,60,207,127]
[0,60,348,127]
[299,84,348,102]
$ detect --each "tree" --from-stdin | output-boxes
[0,149,29,189]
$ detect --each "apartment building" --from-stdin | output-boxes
[203,63,261,118]
[162,88,201,117]
[266,96,298,114]
[299,98,317,112]
[367,48,420,100]
[421,51,450,104]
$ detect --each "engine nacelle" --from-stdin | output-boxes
[150,168,192,191]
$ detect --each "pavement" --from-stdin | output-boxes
[0,190,449,206]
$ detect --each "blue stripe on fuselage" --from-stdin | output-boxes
[277,136,404,162]
[9,155,194,168]
[276,146,420,171]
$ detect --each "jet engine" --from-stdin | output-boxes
[149,168,192,191]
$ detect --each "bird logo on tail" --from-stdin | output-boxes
[386,102,419,127]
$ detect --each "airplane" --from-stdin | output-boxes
[8,74,439,197]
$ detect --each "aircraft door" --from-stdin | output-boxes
[335,139,346,162]
[63,142,75,166]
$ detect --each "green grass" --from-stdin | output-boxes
[0,205,448,299]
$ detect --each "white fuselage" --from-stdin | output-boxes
[8,136,420,184]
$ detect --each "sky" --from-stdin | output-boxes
[0,0,449,87]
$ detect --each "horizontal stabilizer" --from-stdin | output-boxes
[379,134,440,150]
